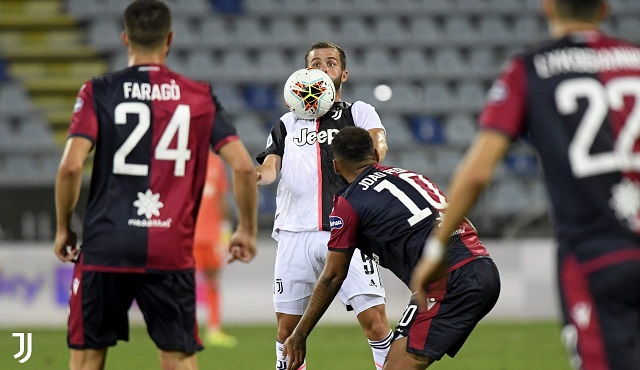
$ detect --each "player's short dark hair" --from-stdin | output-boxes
[305,41,347,70]
[332,127,375,165]
[555,0,603,21]
[124,0,172,49]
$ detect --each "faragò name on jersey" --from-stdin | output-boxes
[123,80,181,101]
[533,46,640,79]
[358,167,407,191]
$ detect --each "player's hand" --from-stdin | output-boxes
[410,238,446,308]
[53,228,79,263]
[227,229,257,263]
[282,332,307,370]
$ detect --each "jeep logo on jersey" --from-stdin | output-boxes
[329,216,344,229]
[293,128,340,146]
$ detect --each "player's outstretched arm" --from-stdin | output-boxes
[368,128,388,162]
[255,153,281,186]
[282,250,352,370]
[53,137,92,262]
[411,130,509,306]
[218,140,258,263]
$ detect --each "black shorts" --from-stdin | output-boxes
[393,257,500,361]
[558,245,640,370]
[67,265,203,354]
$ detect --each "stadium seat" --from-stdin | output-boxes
[234,113,270,150]
[171,17,201,49]
[270,18,304,44]
[479,16,511,44]
[616,16,640,42]
[166,0,213,17]
[514,15,544,44]
[0,82,35,117]
[374,18,407,44]
[66,0,105,20]
[409,115,446,145]
[434,48,467,77]
[243,84,278,111]
[230,18,269,47]
[456,82,486,111]
[398,49,433,79]
[455,0,489,13]
[400,151,433,177]
[213,84,247,114]
[468,48,497,76]
[185,50,217,81]
[408,17,442,44]
[200,16,233,48]
[379,114,416,147]
[444,16,476,44]
[340,18,372,44]
[305,18,339,44]
[444,113,477,147]
[423,82,454,112]
[362,50,396,78]
[88,19,122,52]
[257,50,291,80]
[218,51,258,81]
[386,82,423,111]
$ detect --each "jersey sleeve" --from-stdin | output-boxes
[351,101,385,132]
[479,57,528,139]
[256,119,287,164]
[327,196,360,253]
[210,87,239,153]
[68,81,98,143]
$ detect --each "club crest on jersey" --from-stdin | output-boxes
[486,80,509,105]
[293,127,339,146]
[329,216,344,229]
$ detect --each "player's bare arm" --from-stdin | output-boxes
[53,137,92,262]
[368,128,388,163]
[411,130,509,305]
[282,249,353,370]
[218,139,258,263]
[255,153,281,186]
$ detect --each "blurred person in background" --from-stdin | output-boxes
[282,127,500,370]
[194,152,237,348]
[412,1,640,369]
[255,41,392,370]
[52,1,258,369]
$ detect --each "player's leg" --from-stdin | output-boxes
[335,246,391,369]
[69,349,108,370]
[136,271,202,370]
[382,337,431,370]
[559,249,640,370]
[157,350,198,370]
[68,268,137,370]
[390,258,500,368]
[273,231,318,369]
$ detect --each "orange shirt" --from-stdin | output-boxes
[194,152,228,246]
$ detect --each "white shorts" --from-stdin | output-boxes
[273,230,386,316]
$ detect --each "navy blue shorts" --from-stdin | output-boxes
[558,245,640,370]
[67,266,203,354]
[393,257,500,361]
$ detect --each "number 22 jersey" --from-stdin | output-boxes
[68,64,238,272]
[481,31,640,250]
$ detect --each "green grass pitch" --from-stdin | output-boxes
[0,322,570,369]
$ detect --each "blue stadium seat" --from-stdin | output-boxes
[209,0,243,14]
[444,113,476,146]
[243,84,278,111]
[409,115,445,145]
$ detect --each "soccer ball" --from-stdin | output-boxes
[283,68,336,119]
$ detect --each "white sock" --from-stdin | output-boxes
[368,330,393,370]
[276,340,307,370]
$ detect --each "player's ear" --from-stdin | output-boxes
[341,69,349,83]
[333,159,341,175]
[166,31,174,48]
[121,31,129,47]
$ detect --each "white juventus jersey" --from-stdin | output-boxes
[257,101,385,237]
